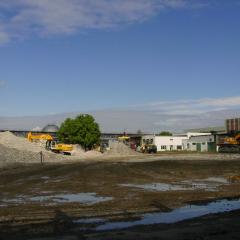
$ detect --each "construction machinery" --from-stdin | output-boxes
[118,136,130,142]
[141,144,157,154]
[218,133,240,153]
[118,131,130,142]
[45,140,73,155]
[27,132,53,142]
[27,132,73,155]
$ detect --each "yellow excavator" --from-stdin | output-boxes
[27,132,73,155]
[118,136,130,141]
[27,132,53,142]
[218,133,240,153]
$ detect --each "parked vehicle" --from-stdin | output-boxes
[141,144,157,154]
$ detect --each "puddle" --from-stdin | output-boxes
[205,177,229,184]
[0,204,8,207]
[2,193,113,206]
[121,183,190,191]
[92,198,240,231]
[41,176,50,180]
[1,195,26,204]
[120,177,229,192]
[29,193,113,205]
[51,179,64,183]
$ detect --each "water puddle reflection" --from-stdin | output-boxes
[120,177,229,192]
[1,193,113,205]
[76,198,240,231]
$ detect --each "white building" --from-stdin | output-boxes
[142,135,187,152]
[141,132,212,152]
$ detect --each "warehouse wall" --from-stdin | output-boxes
[183,135,216,152]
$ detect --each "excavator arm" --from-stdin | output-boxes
[27,132,53,142]
[234,134,240,142]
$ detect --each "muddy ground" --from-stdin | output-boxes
[0,154,240,239]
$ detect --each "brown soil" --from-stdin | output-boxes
[0,155,240,239]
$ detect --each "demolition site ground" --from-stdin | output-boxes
[0,155,240,239]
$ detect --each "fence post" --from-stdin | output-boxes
[40,151,44,165]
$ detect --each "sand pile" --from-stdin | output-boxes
[0,132,68,167]
[104,141,141,156]
[0,143,32,166]
[71,144,102,158]
[0,131,46,153]
[0,143,65,167]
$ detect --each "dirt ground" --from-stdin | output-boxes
[1,154,240,239]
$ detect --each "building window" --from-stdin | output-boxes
[192,143,196,145]
[177,145,182,150]
[202,142,206,145]
[150,139,153,144]
[161,145,167,150]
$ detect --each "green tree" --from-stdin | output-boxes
[57,114,101,151]
[159,131,173,136]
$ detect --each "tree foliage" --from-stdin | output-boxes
[57,114,101,150]
[159,131,173,136]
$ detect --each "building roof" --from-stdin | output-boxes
[42,124,59,133]
[185,126,226,134]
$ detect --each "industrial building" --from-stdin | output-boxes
[141,134,204,152]
[182,134,216,152]
[142,132,220,152]
[226,118,240,133]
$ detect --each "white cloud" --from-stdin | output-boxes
[31,126,42,131]
[132,96,240,115]
[0,30,9,44]
[0,0,206,44]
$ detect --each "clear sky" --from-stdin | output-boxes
[0,0,240,116]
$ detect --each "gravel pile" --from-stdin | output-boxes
[71,145,102,158]
[0,132,68,167]
[0,143,65,167]
[0,131,45,153]
[0,144,31,167]
[0,132,102,166]
[105,141,141,156]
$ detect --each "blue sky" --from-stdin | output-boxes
[0,0,240,116]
